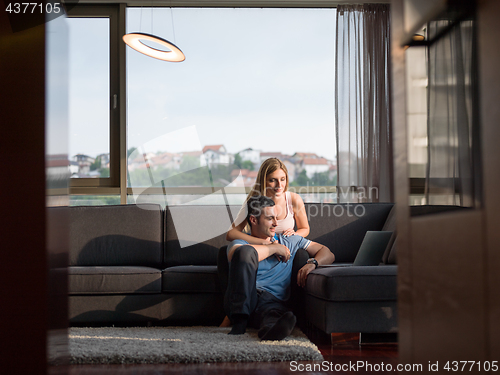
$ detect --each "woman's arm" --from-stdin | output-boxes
[226,220,273,245]
[227,242,291,262]
[226,204,273,244]
[290,192,310,238]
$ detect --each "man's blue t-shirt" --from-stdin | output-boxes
[228,234,311,301]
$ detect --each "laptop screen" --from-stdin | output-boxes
[352,231,393,266]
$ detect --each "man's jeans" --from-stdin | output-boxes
[224,245,290,330]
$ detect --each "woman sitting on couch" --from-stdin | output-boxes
[226,157,310,243]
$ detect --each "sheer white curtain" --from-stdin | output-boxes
[426,19,478,207]
[335,4,392,203]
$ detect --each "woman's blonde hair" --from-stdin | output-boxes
[247,158,289,201]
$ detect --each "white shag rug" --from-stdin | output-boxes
[69,326,323,364]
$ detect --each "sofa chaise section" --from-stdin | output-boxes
[305,265,398,333]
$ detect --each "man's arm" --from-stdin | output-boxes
[305,241,335,264]
[227,242,291,263]
[297,241,335,287]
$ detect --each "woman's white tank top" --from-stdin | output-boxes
[275,191,295,233]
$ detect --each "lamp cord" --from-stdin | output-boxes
[170,0,177,44]
[151,1,154,35]
[139,6,143,32]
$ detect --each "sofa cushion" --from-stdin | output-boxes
[164,205,236,267]
[70,204,163,267]
[306,203,394,263]
[162,266,221,293]
[305,265,397,301]
[68,266,162,294]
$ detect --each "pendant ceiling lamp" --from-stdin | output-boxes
[123,5,185,62]
[123,32,185,62]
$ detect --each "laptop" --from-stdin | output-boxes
[323,231,393,267]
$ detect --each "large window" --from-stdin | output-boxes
[126,7,337,205]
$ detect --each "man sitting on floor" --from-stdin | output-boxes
[225,195,335,340]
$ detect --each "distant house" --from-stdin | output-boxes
[73,154,95,163]
[201,144,233,165]
[203,145,225,154]
[46,154,73,179]
[67,152,109,177]
[239,148,261,167]
[127,152,157,171]
[73,154,96,176]
[302,157,330,178]
[96,153,110,169]
[293,152,319,160]
[149,152,181,171]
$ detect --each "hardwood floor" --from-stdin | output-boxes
[49,331,398,374]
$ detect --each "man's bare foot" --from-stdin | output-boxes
[219,315,231,327]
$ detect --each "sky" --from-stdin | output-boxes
[65,7,337,161]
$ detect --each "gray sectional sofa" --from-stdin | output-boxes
[55,201,397,334]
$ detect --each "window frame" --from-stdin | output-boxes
[66,5,124,195]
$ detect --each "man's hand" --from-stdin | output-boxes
[297,264,316,287]
[270,243,291,262]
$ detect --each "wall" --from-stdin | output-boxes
[392,0,500,367]
[0,7,48,374]
[477,0,500,359]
